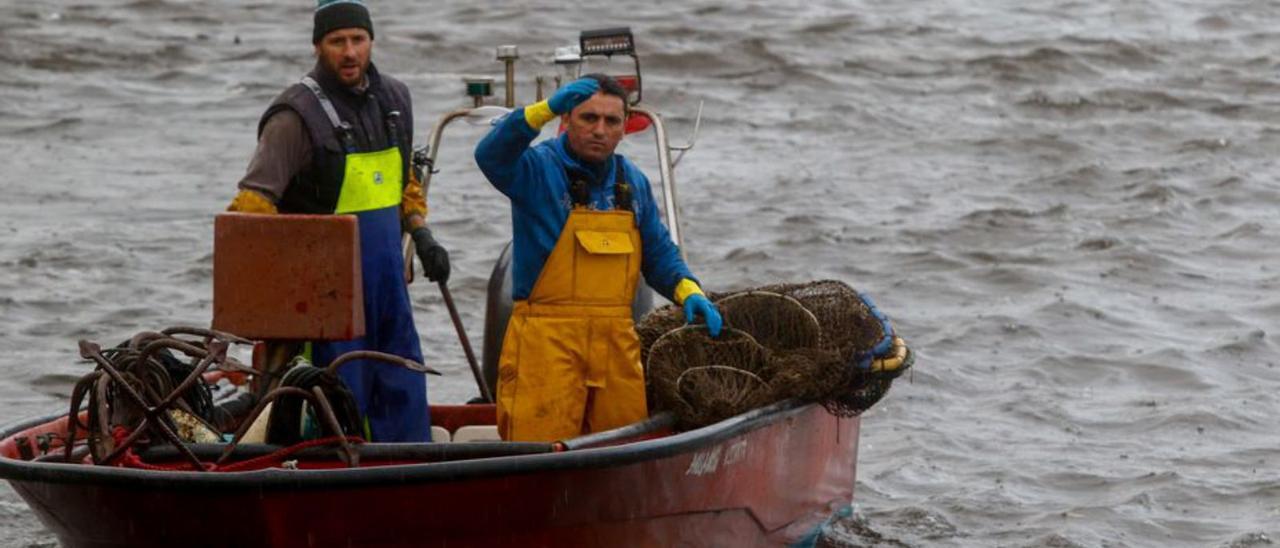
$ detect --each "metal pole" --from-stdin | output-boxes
[631,106,684,258]
[505,61,515,107]
[496,45,519,108]
[400,107,496,402]
[421,109,471,196]
[402,108,475,283]
[439,281,493,402]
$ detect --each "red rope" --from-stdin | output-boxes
[110,426,363,472]
[219,435,364,472]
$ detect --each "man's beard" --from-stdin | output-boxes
[326,57,368,87]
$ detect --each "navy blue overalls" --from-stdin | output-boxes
[263,64,429,442]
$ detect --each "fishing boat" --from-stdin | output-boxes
[0,29,904,548]
[1,400,860,547]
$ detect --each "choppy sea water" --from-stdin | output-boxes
[2,1,1279,546]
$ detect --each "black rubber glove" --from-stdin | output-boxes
[411,226,450,283]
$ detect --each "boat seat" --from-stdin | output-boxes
[430,426,452,443]
[452,425,501,443]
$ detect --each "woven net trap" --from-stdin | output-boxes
[638,280,913,429]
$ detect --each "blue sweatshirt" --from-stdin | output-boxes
[475,108,695,301]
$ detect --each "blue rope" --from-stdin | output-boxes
[852,291,896,371]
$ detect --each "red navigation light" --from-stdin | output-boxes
[615,75,639,92]
[624,112,651,135]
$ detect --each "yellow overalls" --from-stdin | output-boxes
[497,208,647,442]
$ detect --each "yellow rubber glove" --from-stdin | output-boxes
[673,278,704,305]
[226,189,278,214]
[400,168,428,224]
[524,101,557,130]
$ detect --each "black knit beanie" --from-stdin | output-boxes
[313,0,373,44]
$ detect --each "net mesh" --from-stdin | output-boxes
[717,291,821,351]
[647,326,771,426]
[640,280,912,429]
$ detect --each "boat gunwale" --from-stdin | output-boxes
[0,399,822,490]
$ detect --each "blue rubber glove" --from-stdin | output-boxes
[547,78,600,115]
[683,294,723,338]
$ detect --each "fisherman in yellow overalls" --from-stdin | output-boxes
[475,75,724,442]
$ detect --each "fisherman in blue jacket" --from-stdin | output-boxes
[475,75,723,442]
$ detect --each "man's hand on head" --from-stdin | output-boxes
[525,78,601,130]
[548,78,601,115]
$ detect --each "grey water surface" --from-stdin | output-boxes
[1,1,1279,546]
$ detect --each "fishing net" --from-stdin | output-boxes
[716,291,821,351]
[647,327,772,426]
[640,280,913,429]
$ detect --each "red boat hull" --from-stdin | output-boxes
[2,402,858,547]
